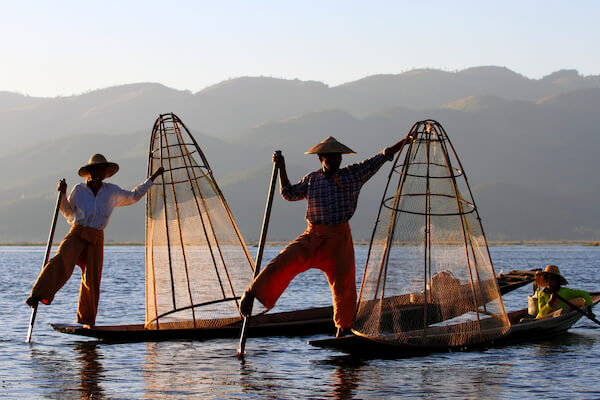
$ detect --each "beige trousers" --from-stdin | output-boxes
[29,225,104,325]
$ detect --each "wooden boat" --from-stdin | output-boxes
[306,120,598,356]
[306,120,600,356]
[52,112,259,342]
[50,271,534,341]
[52,117,538,343]
[326,120,516,353]
[52,305,333,342]
[307,293,600,355]
[497,292,600,345]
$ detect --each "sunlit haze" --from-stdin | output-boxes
[1,0,599,97]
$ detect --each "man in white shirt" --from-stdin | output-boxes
[26,154,164,327]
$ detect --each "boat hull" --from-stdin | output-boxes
[50,271,535,342]
[308,293,600,356]
[52,305,334,342]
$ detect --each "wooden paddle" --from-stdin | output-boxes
[556,293,600,326]
[26,179,65,343]
[237,151,280,358]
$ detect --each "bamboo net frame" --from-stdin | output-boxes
[145,113,255,329]
[353,120,510,348]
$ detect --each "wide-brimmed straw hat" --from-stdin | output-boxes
[305,136,356,155]
[78,154,119,178]
[535,264,568,287]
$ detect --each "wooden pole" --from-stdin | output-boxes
[237,151,280,358]
[26,179,65,343]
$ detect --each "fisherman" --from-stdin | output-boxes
[25,154,164,327]
[240,135,411,337]
[535,264,592,319]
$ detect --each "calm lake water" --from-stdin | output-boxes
[1,244,599,399]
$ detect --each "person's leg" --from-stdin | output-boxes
[76,237,104,326]
[317,226,356,332]
[247,228,320,310]
[28,227,85,306]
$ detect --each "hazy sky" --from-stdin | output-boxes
[2,0,598,97]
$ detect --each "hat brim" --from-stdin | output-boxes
[78,162,119,178]
[305,143,356,154]
[535,271,568,286]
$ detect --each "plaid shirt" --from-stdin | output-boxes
[281,151,389,225]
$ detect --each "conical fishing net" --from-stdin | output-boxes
[353,120,510,348]
[145,113,255,329]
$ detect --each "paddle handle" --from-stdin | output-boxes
[556,293,600,326]
[252,151,281,276]
[237,152,280,357]
[26,179,64,343]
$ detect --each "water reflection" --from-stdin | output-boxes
[238,356,270,395]
[10,246,600,399]
[329,358,362,400]
[416,359,509,400]
[28,342,105,399]
[314,352,515,400]
[310,356,364,399]
[534,330,598,354]
[144,341,177,396]
[75,342,104,399]
[29,346,78,398]
[143,341,242,398]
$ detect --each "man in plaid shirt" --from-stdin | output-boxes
[241,135,411,337]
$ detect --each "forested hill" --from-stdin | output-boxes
[1,67,598,243]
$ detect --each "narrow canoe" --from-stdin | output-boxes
[307,293,600,356]
[51,270,535,342]
[52,305,334,342]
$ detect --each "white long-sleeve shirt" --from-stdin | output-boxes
[60,179,153,230]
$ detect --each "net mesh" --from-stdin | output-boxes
[354,120,510,348]
[145,113,255,329]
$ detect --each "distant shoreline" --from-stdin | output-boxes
[3,240,599,247]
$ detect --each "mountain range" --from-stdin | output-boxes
[1,66,598,243]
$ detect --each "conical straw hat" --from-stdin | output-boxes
[305,136,356,154]
[78,154,120,178]
[535,264,568,287]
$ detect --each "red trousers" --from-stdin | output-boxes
[249,222,356,328]
[29,225,104,326]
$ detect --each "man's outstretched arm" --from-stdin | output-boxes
[384,133,413,160]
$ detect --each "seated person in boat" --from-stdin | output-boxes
[535,265,592,319]
[26,154,164,327]
[240,135,411,337]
